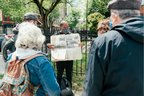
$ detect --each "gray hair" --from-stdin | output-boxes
[111,9,140,19]
[15,22,45,50]
[60,20,68,27]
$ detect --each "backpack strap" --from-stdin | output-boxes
[23,54,49,96]
[23,54,49,95]
[23,54,44,63]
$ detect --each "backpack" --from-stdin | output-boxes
[0,54,47,96]
[61,75,74,96]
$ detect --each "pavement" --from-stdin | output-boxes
[0,79,2,84]
[0,53,4,86]
[0,55,5,75]
[0,53,83,96]
[73,90,83,96]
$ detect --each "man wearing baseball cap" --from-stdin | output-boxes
[82,0,143,96]
[2,12,42,62]
[23,12,42,25]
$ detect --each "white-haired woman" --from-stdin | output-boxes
[7,22,61,96]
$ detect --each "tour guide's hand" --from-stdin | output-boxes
[78,42,83,47]
[47,44,54,50]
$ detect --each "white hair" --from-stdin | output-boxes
[111,9,140,19]
[15,22,45,50]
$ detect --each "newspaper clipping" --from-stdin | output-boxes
[51,33,82,61]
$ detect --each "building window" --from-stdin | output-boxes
[4,15,7,21]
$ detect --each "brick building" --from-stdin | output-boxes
[0,10,14,35]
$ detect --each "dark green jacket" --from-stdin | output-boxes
[83,17,144,96]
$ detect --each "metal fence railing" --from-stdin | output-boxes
[41,30,97,75]
[140,13,144,16]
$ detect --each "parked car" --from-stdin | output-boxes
[0,34,5,51]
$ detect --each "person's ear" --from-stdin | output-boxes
[35,21,38,25]
[111,13,118,23]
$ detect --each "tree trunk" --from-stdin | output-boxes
[43,14,49,34]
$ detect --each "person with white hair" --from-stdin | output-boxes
[83,0,143,96]
[6,22,61,96]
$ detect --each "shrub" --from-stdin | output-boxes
[88,12,105,34]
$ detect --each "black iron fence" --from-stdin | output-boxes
[140,13,144,16]
[41,30,97,75]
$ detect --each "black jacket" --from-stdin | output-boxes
[82,17,144,96]
[1,34,17,62]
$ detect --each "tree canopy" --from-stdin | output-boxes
[0,0,27,22]
[65,8,80,30]
[88,0,111,17]
[0,0,61,33]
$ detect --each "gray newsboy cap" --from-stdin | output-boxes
[107,0,142,12]
[23,12,42,25]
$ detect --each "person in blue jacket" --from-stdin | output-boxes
[7,22,61,96]
[82,0,143,96]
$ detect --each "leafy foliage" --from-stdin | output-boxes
[48,6,60,28]
[88,0,111,17]
[0,0,61,33]
[65,9,80,30]
[0,74,4,79]
[88,12,105,33]
[79,22,86,30]
[0,0,27,22]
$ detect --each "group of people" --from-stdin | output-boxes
[0,0,143,96]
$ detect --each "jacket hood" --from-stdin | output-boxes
[112,17,144,43]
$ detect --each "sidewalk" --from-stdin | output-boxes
[0,79,2,84]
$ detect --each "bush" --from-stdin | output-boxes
[88,12,105,34]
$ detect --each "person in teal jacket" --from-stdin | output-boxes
[82,0,143,96]
[7,22,61,96]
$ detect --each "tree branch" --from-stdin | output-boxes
[46,0,61,14]
[40,0,44,6]
[42,6,47,11]
[33,0,40,7]
[27,1,34,4]
[33,0,44,19]
[67,1,73,7]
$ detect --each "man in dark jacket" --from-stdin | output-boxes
[82,0,143,96]
[1,12,42,62]
[47,20,83,88]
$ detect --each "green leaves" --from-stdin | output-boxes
[65,8,80,30]
[88,0,110,17]
[88,12,105,33]
[0,0,31,22]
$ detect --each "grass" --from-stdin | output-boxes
[72,74,85,91]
